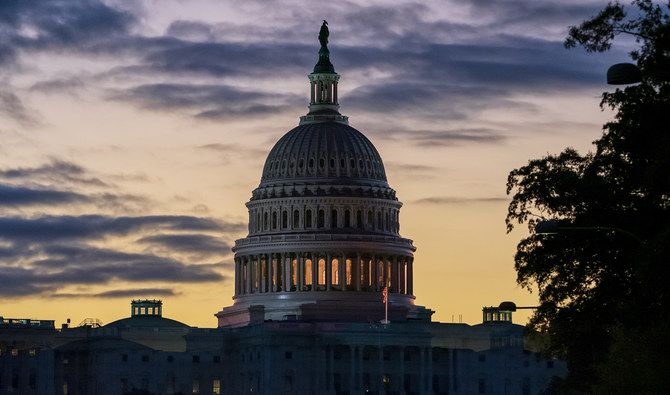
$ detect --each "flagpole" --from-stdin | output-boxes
[382,286,388,324]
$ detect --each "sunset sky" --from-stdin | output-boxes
[0,0,630,328]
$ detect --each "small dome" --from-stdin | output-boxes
[259,122,388,188]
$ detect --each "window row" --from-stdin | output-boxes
[264,154,385,180]
[249,205,400,234]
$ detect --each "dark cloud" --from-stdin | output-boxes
[0,159,108,187]
[0,215,235,242]
[0,244,224,297]
[138,234,230,255]
[412,129,507,147]
[0,0,622,127]
[0,184,89,206]
[5,0,135,50]
[166,20,215,41]
[108,83,299,120]
[32,245,223,282]
[53,288,178,298]
[0,90,39,126]
[30,77,85,95]
[110,83,262,110]
[413,196,508,205]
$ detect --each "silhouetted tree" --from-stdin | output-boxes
[506,1,670,393]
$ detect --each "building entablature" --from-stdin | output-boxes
[233,233,415,252]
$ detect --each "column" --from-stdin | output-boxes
[234,258,240,296]
[354,253,361,292]
[272,254,278,292]
[340,253,347,290]
[287,253,293,292]
[310,81,315,103]
[371,254,378,291]
[312,252,318,288]
[407,258,414,295]
[326,252,332,291]
[382,257,391,288]
[296,253,302,291]
[246,257,252,294]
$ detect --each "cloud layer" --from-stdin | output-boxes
[0,160,244,297]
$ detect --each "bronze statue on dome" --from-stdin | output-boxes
[318,20,329,48]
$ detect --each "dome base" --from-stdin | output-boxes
[215,291,429,328]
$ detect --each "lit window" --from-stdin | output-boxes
[192,379,200,394]
[11,348,18,356]
[29,348,36,356]
[212,379,221,394]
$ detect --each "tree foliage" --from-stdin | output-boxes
[506,1,670,393]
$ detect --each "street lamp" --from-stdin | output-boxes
[607,62,642,85]
[498,301,537,312]
[534,220,643,244]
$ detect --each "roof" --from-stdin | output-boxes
[259,121,388,188]
[104,315,190,329]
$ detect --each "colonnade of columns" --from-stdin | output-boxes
[234,252,413,297]
[309,75,339,105]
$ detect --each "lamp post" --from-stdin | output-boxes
[534,219,644,245]
[607,63,642,85]
[498,301,537,312]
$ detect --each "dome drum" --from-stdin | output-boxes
[244,197,402,237]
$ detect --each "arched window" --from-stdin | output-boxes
[318,258,326,285]
[344,210,351,228]
[377,212,382,230]
[282,211,288,228]
[305,258,313,286]
[293,210,300,228]
[368,211,373,229]
[331,209,338,228]
[356,210,363,229]
[331,259,339,285]
[264,212,268,230]
[272,212,278,229]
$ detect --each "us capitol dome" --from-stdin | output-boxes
[216,22,432,327]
